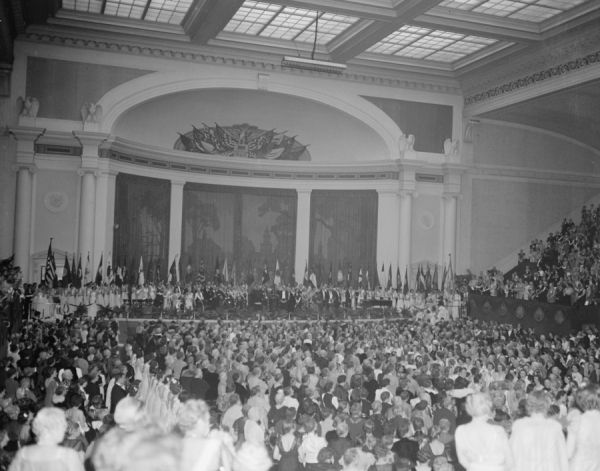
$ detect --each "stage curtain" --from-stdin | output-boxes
[113,173,171,281]
[182,184,297,285]
[309,190,378,287]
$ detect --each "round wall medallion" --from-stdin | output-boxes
[417,211,435,230]
[44,191,68,213]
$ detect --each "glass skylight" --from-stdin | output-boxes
[223,1,359,46]
[367,25,499,63]
[61,0,193,24]
[438,0,589,22]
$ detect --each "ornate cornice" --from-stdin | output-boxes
[21,31,461,94]
[464,50,600,106]
[460,21,600,100]
[101,147,400,180]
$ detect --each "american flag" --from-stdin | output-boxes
[44,238,56,287]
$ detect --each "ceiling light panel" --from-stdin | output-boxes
[439,0,588,20]
[62,0,193,23]
[61,0,104,13]
[223,1,359,46]
[367,26,498,63]
[145,0,193,24]
[508,4,561,20]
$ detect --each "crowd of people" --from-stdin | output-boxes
[12,277,463,323]
[1,301,600,471]
[467,204,600,307]
[3,203,600,471]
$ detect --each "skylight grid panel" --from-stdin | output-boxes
[317,20,354,35]
[444,41,486,53]
[463,35,497,44]
[536,0,586,9]
[270,12,313,28]
[280,6,313,17]
[169,12,185,23]
[129,5,145,18]
[509,4,561,20]
[474,0,529,16]
[395,46,435,59]
[157,9,173,22]
[294,30,335,44]
[145,9,159,20]
[399,25,430,35]
[62,0,76,8]
[366,43,401,54]
[321,12,359,25]
[427,51,466,62]
[115,4,133,17]
[261,25,302,39]
[411,36,456,49]
[439,0,486,10]
[431,30,465,40]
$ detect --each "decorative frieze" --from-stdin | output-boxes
[464,50,600,106]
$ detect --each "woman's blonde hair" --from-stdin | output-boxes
[465,393,493,418]
[32,407,67,444]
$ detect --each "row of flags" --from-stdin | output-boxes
[43,238,456,292]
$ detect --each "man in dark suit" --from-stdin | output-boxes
[391,418,419,465]
[109,373,128,414]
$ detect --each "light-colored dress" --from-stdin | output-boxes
[8,444,84,471]
[455,416,512,471]
[567,409,600,471]
[510,414,568,471]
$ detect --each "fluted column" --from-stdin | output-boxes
[294,188,312,286]
[78,169,97,275]
[398,191,413,281]
[168,180,185,273]
[376,189,400,287]
[442,194,458,268]
[13,165,35,280]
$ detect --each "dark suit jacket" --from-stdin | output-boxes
[110,383,128,414]
[391,437,419,464]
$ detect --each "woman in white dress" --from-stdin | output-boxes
[567,384,600,471]
[454,392,512,471]
[8,407,84,471]
[510,390,568,471]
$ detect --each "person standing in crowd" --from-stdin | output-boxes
[8,407,84,471]
[455,393,512,471]
[510,390,568,471]
[566,384,600,471]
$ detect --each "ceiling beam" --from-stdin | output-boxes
[183,0,245,44]
[329,0,444,63]
[413,10,539,43]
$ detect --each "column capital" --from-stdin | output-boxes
[296,188,312,196]
[399,189,416,198]
[8,126,46,163]
[443,192,461,200]
[77,168,99,177]
[11,163,37,174]
[8,126,46,142]
[170,179,187,187]
[376,188,399,197]
[72,131,110,161]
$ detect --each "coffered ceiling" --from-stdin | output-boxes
[2,0,600,150]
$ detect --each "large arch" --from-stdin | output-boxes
[98,70,402,159]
